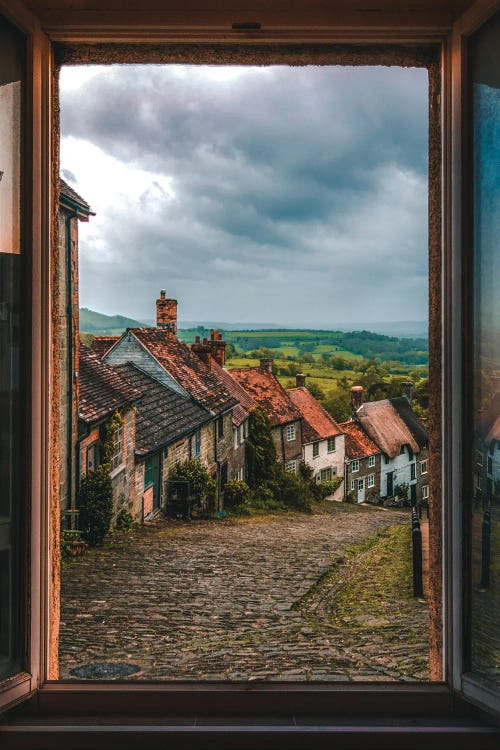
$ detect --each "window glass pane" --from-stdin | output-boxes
[0,14,25,681]
[470,12,500,688]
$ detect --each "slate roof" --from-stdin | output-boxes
[114,363,212,456]
[287,386,342,444]
[91,335,120,359]
[79,344,141,424]
[208,358,257,426]
[355,396,428,459]
[59,177,95,219]
[339,421,380,460]
[229,367,301,427]
[130,328,238,415]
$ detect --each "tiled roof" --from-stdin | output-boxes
[130,328,238,415]
[114,363,212,456]
[208,358,257,426]
[229,367,301,427]
[287,386,342,443]
[339,421,380,460]
[91,335,120,359]
[59,177,94,217]
[79,344,141,424]
[355,396,428,459]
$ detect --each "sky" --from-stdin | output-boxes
[59,64,428,328]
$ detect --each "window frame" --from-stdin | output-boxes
[285,423,296,442]
[0,0,499,737]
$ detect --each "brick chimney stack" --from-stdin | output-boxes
[401,381,414,404]
[296,373,307,388]
[156,290,177,333]
[191,337,212,368]
[351,386,363,415]
[208,329,226,367]
[259,358,273,373]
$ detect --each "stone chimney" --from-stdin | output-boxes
[351,386,363,414]
[259,358,273,373]
[156,290,177,333]
[208,329,226,367]
[296,373,307,388]
[401,381,413,404]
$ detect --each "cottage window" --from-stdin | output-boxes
[368,455,375,468]
[476,450,483,467]
[320,468,332,482]
[144,458,153,488]
[475,476,481,491]
[110,425,124,473]
[421,459,429,474]
[410,463,416,481]
[285,460,297,473]
[86,442,99,472]
[351,459,359,473]
[233,427,238,450]
[422,485,429,501]
[1,0,499,741]
[367,474,375,489]
[191,429,201,458]
[487,456,493,474]
[350,479,355,491]
[312,441,320,458]
[286,424,296,442]
[384,455,390,465]
[327,437,336,452]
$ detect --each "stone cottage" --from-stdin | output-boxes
[77,344,141,525]
[229,359,303,472]
[286,373,345,484]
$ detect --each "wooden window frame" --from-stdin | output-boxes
[0,0,499,743]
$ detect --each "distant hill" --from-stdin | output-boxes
[79,308,148,336]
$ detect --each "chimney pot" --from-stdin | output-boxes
[195,335,200,344]
[351,386,363,414]
[296,373,307,388]
[401,381,414,404]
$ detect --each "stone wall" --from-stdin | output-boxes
[273,420,302,463]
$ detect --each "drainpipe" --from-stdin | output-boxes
[65,211,78,516]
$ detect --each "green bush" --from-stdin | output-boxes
[78,465,113,547]
[245,408,279,487]
[116,509,134,531]
[317,477,343,499]
[272,471,313,513]
[168,459,217,517]
[223,479,251,509]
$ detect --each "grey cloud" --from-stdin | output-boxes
[61,64,428,326]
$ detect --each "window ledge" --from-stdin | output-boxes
[110,465,126,480]
[0,715,498,749]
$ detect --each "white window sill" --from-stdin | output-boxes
[110,464,126,479]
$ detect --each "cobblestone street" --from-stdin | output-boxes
[60,503,429,681]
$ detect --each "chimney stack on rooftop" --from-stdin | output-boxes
[296,373,307,388]
[401,381,414,405]
[259,358,273,373]
[351,386,363,415]
[208,329,226,367]
[156,290,177,333]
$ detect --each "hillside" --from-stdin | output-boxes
[79,308,148,335]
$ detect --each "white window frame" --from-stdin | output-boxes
[350,479,355,491]
[367,474,375,489]
[422,485,429,500]
[368,455,375,468]
[421,459,429,474]
[285,460,297,473]
[110,424,124,473]
[286,423,296,442]
[351,459,359,473]
[312,441,320,458]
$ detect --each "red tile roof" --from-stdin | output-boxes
[339,421,380,460]
[229,366,301,427]
[208,358,257,426]
[90,335,120,359]
[130,328,238,415]
[79,344,141,424]
[287,387,342,443]
[59,177,95,219]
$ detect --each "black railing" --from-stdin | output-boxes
[411,508,424,598]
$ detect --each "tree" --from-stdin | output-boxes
[306,380,325,401]
[245,408,278,487]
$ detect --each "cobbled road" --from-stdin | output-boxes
[60,503,429,681]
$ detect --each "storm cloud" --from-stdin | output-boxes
[60,64,428,327]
